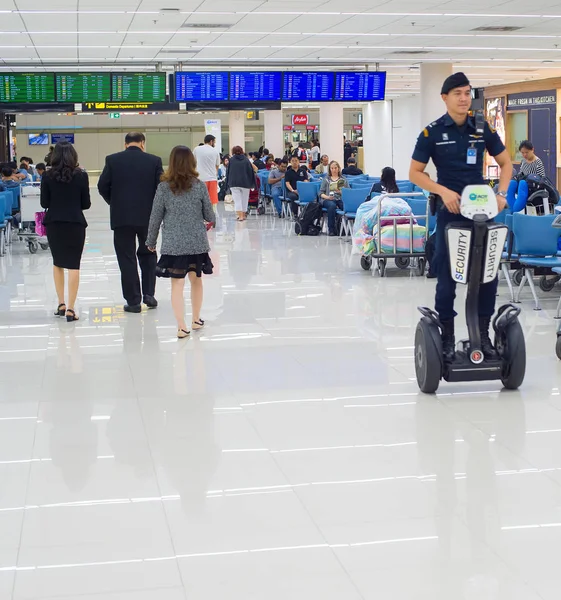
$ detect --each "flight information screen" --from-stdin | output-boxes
[283,72,334,101]
[56,73,111,102]
[175,72,229,102]
[0,74,55,103]
[229,72,282,101]
[111,73,166,102]
[334,72,387,101]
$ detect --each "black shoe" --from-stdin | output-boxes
[124,304,142,314]
[479,316,498,360]
[329,231,337,237]
[426,271,437,279]
[441,319,456,363]
[143,295,158,309]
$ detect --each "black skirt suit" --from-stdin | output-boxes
[40,170,91,270]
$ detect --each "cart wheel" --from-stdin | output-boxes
[258,206,265,215]
[377,258,387,277]
[556,336,561,360]
[395,257,410,270]
[360,255,372,271]
[416,257,426,276]
[539,275,556,292]
[39,243,49,251]
[28,241,38,254]
[512,269,524,287]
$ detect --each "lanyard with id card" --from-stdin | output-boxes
[467,147,477,165]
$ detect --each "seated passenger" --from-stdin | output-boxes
[268,159,288,217]
[1,167,22,187]
[285,155,309,215]
[319,161,349,236]
[265,156,274,171]
[218,157,229,182]
[315,154,330,174]
[370,166,400,196]
[342,157,363,176]
[35,163,46,182]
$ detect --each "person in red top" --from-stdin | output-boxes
[265,156,274,171]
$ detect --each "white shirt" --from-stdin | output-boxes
[311,146,320,162]
[193,144,220,182]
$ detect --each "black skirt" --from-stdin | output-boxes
[156,253,214,279]
[46,222,86,270]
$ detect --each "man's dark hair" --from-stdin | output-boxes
[347,157,356,165]
[280,159,289,166]
[204,134,216,144]
[519,140,534,151]
[125,132,145,145]
[1,167,12,177]
[263,148,269,155]
[36,163,46,171]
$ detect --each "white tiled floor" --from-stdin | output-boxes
[0,192,560,599]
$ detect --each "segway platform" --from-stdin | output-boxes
[415,186,526,393]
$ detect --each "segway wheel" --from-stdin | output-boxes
[416,257,426,277]
[378,258,387,277]
[512,269,524,287]
[395,257,410,270]
[539,276,556,292]
[556,336,561,360]
[497,320,526,390]
[360,255,372,271]
[415,321,441,393]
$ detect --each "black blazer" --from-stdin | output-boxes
[97,146,163,230]
[40,170,91,227]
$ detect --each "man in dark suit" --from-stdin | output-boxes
[98,132,163,313]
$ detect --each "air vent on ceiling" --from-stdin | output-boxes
[507,68,538,73]
[180,23,233,29]
[471,26,523,32]
[160,8,180,13]
[391,50,432,55]
[158,49,198,54]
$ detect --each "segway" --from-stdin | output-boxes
[415,185,526,393]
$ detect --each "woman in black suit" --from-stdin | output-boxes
[40,142,91,322]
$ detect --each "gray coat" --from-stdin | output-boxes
[146,180,215,256]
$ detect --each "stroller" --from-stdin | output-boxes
[248,174,265,215]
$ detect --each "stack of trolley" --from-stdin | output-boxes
[18,183,49,254]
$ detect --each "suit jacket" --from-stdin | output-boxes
[40,170,91,226]
[97,146,163,230]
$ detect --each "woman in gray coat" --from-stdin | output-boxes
[147,145,215,339]
[225,145,256,221]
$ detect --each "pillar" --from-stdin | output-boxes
[229,110,245,151]
[363,101,393,177]
[319,103,344,166]
[420,63,453,128]
[263,110,283,158]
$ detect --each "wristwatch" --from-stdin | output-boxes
[497,191,507,198]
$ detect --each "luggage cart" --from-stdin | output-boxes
[18,183,49,254]
[359,192,430,277]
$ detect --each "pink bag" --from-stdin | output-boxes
[35,211,47,237]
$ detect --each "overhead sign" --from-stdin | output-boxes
[51,133,75,144]
[306,125,318,131]
[353,124,363,131]
[246,110,260,121]
[507,90,556,109]
[283,125,293,131]
[204,118,222,150]
[84,102,153,110]
[292,114,308,125]
[109,113,120,119]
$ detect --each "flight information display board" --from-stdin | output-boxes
[55,73,111,102]
[175,72,229,102]
[334,72,386,101]
[229,72,282,101]
[283,72,334,101]
[0,74,55,103]
[111,73,166,102]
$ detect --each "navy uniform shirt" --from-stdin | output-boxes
[412,113,505,195]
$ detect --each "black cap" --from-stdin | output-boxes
[441,72,471,95]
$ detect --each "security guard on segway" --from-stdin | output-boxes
[409,72,513,363]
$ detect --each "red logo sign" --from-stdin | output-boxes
[292,114,308,125]
[353,125,363,131]
[306,125,318,131]
[283,125,293,131]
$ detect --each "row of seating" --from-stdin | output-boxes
[0,188,19,256]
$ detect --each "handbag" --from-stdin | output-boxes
[224,193,234,204]
[35,211,47,237]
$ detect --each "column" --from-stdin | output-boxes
[229,110,245,151]
[363,101,393,177]
[420,63,453,128]
[319,103,344,166]
[263,110,283,158]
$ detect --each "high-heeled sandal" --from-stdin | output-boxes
[66,309,79,323]
[177,329,190,339]
[192,319,205,330]
[54,303,66,317]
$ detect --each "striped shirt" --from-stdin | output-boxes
[519,156,546,178]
